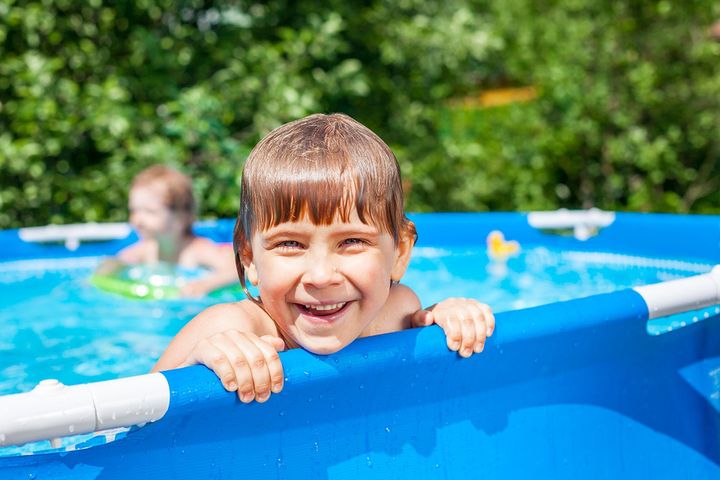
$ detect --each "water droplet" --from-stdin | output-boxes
[68,425,75,433]
[385,426,391,433]
[358,384,364,390]
[278,411,285,417]
[365,456,373,467]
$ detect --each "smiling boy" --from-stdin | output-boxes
[153,114,494,403]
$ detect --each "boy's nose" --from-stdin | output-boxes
[302,255,341,287]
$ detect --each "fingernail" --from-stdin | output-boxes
[461,348,472,357]
[451,341,461,350]
[272,383,283,393]
[240,392,254,403]
[227,382,237,391]
[487,327,494,336]
[257,392,269,402]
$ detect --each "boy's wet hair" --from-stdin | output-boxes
[131,165,196,234]
[233,113,416,297]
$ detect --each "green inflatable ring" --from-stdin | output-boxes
[91,265,244,300]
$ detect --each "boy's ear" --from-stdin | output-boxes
[391,229,414,282]
[240,242,259,285]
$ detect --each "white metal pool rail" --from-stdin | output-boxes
[0,373,169,447]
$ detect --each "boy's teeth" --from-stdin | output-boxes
[304,302,346,311]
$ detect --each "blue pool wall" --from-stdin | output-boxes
[1,212,719,478]
[2,288,719,478]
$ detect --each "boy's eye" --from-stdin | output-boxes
[341,238,367,248]
[276,240,303,249]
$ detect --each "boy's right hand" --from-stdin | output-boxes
[180,330,286,403]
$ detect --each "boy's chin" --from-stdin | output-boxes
[299,338,348,356]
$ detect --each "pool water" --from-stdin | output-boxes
[0,247,713,396]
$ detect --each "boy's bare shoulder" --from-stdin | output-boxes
[363,283,421,337]
[390,283,421,306]
[189,299,277,336]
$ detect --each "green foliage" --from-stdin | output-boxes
[0,0,491,227]
[431,0,720,213]
[0,0,718,229]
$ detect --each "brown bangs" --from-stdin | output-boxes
[246,158,397,238]
[238,113,408,244]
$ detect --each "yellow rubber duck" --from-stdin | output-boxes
[486,230,520,261]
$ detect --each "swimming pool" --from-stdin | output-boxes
[0,211,719,479]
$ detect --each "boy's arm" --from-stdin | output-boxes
[152,302,286,403]
[412,298,495,358]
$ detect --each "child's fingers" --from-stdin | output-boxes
[463,303,487,353]
[260,335,287,352]
[210,333,257,403]
[186,338,242,394]
[458,310,478,358]
[411,309,434,327]
[219,331,272,404]
[480,303,495,337]
[442,315,462,353]
[248,334,285,401]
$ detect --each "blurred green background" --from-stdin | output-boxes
[1,0,719,229]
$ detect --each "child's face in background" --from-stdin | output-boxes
[242,209,413,354]
[128,184,182,239]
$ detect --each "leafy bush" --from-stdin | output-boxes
[428,0,720,213]
[0,0,718,229]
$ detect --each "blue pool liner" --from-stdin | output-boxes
[0,212,719,478]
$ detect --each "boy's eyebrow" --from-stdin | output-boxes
[260,222,382,241]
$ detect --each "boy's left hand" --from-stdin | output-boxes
[411,298,494,358]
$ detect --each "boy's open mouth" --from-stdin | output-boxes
[298,302,349,317]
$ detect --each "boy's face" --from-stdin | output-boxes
[242,209,413,354]
[128,184,182,239]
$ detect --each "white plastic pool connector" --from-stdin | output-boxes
[634,265,720,319]
[19,222,131,251]
[527,208,616,240]
[0,373,170,447]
